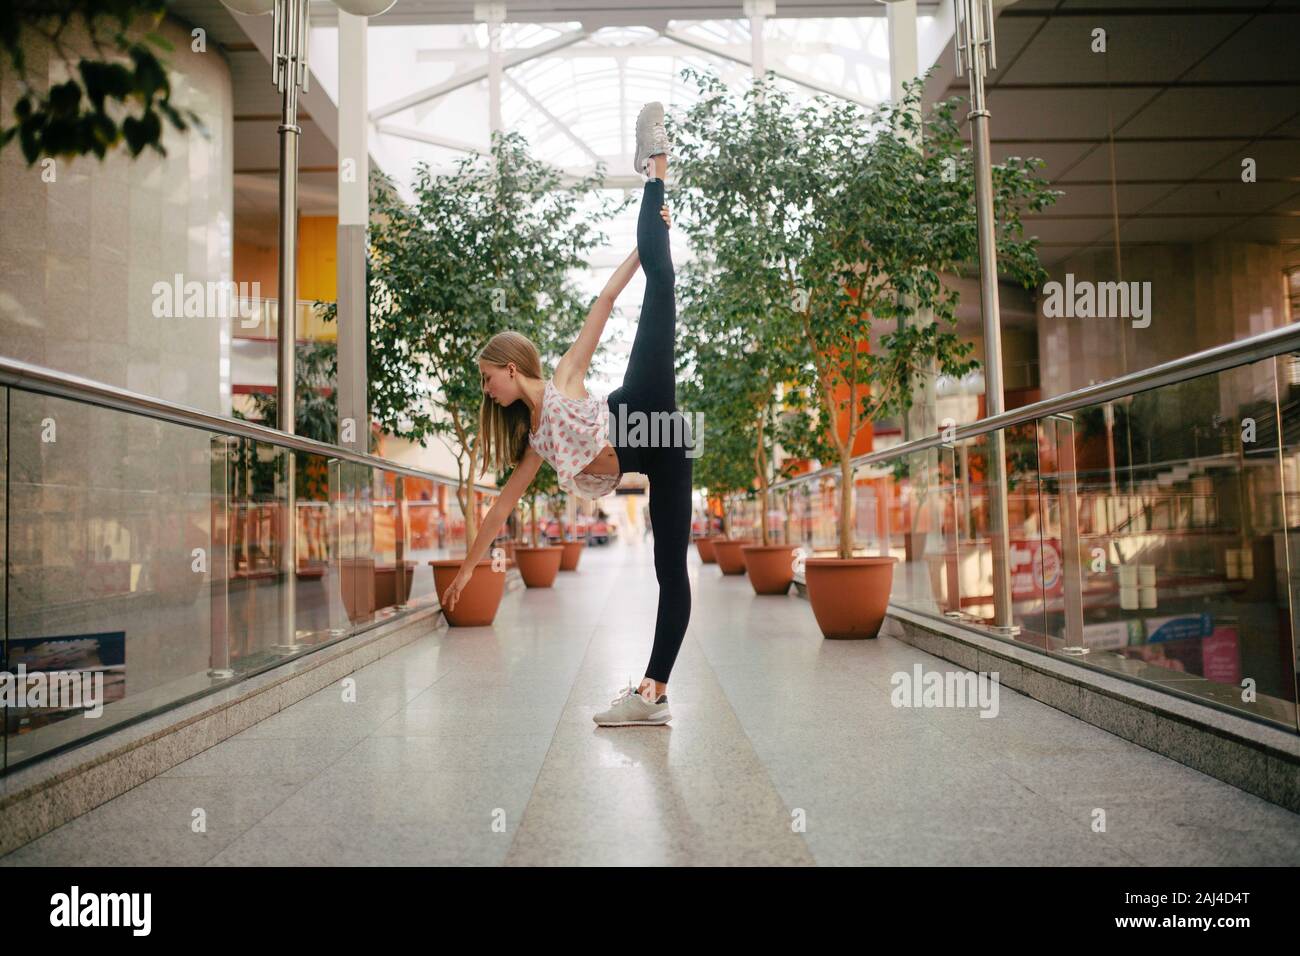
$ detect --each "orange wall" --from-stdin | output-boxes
[233,241,277,298]
[297,215,338,302]
[233,215,339,341]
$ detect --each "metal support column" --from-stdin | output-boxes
[956,0,1017,635]
[274,0,309,653]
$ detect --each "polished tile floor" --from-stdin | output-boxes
[5,540,1299,866]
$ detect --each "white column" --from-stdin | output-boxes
[743,0,774,83]
[885,0,919,104]
[337,10,369,453]
[477,1,506,136]
[338,11,368,230]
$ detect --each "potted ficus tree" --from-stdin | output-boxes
[675,94,830,594]
[512,459,565,587]
[363,131,622,625]
[676,68,1055,637]
[679,366,760,572]
[554,493,586,570]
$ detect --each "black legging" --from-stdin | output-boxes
[608,177,693,684]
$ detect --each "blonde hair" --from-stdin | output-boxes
[477,330,544,479]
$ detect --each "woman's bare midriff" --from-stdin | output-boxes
[580,443,621,476]
[551,376,621,478]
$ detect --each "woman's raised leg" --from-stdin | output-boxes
[617,176,677,413]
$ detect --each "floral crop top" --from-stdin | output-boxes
[528,378,621,499]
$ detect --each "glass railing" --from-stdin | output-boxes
[734,326,1300,734]
[0,357,501,772]
[228,297,333,342]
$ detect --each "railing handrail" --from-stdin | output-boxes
[769,322,1300,492]
[0,355,499,494]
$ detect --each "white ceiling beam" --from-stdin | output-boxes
[376,123,488,154]
[415,40,840,61]
[375,124,642,188]
[661,27,873,106]
[370,27,590,121]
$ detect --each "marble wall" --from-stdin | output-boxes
[1036,240,1291,406]
[0,14,234,416]
[0,15,236,764]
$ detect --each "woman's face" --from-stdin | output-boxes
[479,360,522,406]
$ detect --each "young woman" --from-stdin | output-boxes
[439,102,692,727]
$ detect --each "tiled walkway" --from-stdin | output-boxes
[5,540,1299,866]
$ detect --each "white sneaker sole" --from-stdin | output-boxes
[594,713,672,727]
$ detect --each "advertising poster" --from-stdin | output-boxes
[2,632,127,733]
[1010,539,1063,601]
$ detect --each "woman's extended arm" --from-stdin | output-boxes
[559,199,671,383]
[558,247,640,384]
[441,447,544,612]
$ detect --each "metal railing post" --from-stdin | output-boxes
[394,474,409,609]
[208,435,235,679]
[942,442,964,619]
[1051,414,1087,655]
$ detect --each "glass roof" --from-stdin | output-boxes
[311,14,936,392]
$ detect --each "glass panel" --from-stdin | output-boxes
[1006,419,1049,648]
[4,391,219,765]
[888,446,954,616]
[954,431,994,623]
[1048,361,1295,728]
[0,382,499,770]
[845,355,1300,730]
[1,387,7,771]
[1273,353,1300,733]
[404,475,438,605]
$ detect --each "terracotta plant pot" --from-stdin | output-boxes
[803,557,898,639]
[741,544,798,595]
[695,537,717,563]
[713,538,756,575]
[559,539,585,571]
[339,556,376,624]
[374,560,416,609]
[430,557,505,626]
[512,545,565,588]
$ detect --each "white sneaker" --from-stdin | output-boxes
[593,679,672,726]
[634,101,671,177]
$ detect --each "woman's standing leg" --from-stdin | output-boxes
[643,444,693,685]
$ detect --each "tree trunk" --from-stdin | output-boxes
[459,479,475,554]
[839,455,854,559]
[756,409,770,546]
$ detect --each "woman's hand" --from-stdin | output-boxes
[660,203,671,229]
[440,567,472,613]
